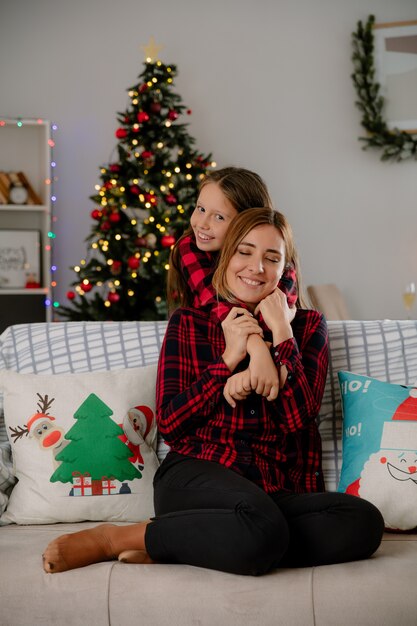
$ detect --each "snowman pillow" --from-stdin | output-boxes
[338,371,417,531]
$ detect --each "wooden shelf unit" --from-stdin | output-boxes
[0,118,54,333]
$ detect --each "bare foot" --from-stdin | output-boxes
[42,524,117,573]
[118,549,154,564]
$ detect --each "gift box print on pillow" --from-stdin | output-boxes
[0,366,159,524]
[338,370,417,531]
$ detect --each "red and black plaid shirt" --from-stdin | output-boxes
[156,306,329,494]
[178,234,298,320]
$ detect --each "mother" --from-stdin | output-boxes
[42,208,383,575]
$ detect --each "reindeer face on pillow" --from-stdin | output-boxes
[9,394,68,470]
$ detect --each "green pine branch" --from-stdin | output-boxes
[351,15,417,162]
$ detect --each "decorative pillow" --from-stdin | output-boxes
[0,442,16,516]
[0,365,159,524]
[338,370,417,531]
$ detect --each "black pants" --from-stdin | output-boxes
[145,452,384,576]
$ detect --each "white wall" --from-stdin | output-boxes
[1,0,416,320]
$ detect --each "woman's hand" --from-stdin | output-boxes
[223,369,252,408]
[221,307,263,372]
[255,288,295,345]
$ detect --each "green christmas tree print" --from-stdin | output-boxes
[50,393,142,485]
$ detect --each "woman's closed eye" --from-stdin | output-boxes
[237,250,280,263]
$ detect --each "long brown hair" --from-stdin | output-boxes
[167,167,273,311]
[212,207,306,308]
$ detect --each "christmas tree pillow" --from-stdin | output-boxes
[338,370,417,531]
[0,365,159,524]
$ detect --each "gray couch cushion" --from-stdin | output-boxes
[1,522,416,626]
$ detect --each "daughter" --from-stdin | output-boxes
[168,167,301,402]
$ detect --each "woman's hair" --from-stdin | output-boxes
[167,167,274,311]
[212,207,306,308]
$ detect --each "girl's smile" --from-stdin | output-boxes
[190,183,238,252]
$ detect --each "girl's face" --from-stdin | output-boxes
[190,183,238,252]
[225,224,286,309]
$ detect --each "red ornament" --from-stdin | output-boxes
[150,101,161,114]
[101,221,111,231]
[127,256,140,270]
[165,194,177,205]
[161,234,176,248]
[167,110,178,121]
[91,209,101,220]
[110,260,122,276]
[81,282,93,293]
[109,163,121,173]
[139,83,148,93]
[141,150,153,160]
[137,111,150,123]
[67,291,76,300]
[135,236,147,247]
[130,185,140,195]
[109,212,121,223]
[187,109,192,115]
[104,181,113,190]
[115,128,128,139]
[108,292,120,303]
[144,193,157,206]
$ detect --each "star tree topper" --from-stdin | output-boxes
[141,36,164,62]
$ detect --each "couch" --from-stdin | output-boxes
[1,319,417,626]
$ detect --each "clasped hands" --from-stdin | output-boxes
[221,292,295,408]
[223,360,278,408]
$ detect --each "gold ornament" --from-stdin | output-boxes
[141,36,163,62]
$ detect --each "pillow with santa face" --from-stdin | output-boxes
[338,371,417,531]
[0,366,159,525]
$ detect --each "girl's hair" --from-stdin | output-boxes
[167,167,274,311]
[212,207,306,308]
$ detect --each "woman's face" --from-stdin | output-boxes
[225,224,286,308]
[190,183,238,252]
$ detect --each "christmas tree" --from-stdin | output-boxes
[58,38,214,321]
[50,393,142,485]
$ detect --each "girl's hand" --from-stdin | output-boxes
[247,334,279,401]
[255,288,294,345]
[223,369,252,408]
[221,307,263,372]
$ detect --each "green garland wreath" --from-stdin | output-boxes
[351,14,417,162]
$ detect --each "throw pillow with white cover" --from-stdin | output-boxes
[0,442,15,516]
[0,365,158,525]
[338,370,417,531]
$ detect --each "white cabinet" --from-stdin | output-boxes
[0,118,54,333]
